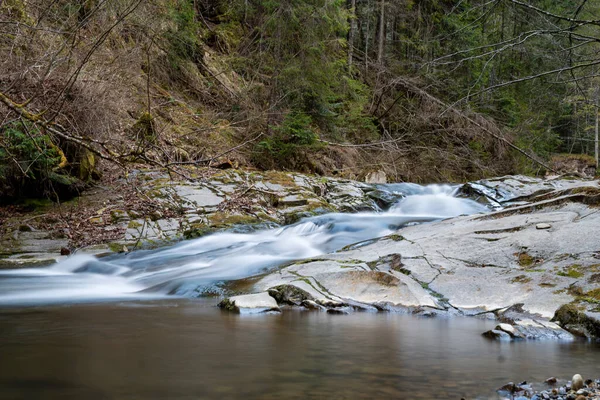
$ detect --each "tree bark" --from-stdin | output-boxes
[377,0,385,65]
[348,0,357,71]
[594,88,600,169]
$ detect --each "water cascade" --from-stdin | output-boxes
[0,184,489,305]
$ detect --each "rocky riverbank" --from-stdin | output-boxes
[0,168,390,267]
[219,173,600,341]
[497,374,600,399]
[2,169,600,340]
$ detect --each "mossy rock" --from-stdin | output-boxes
[557,264,584,278]
[208,212,257,227]
[217,298,237,312]
[518,252,534,267]
[268,284,314,306]
[551,304,600,339]
[183,224,215,239]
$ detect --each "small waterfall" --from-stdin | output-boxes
[0,183,489,305]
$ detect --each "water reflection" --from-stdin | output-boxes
[0,300,598,400]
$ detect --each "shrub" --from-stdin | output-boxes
[0,122,80,201]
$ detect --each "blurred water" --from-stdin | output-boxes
[0,184,489,305]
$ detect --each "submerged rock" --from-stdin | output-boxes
[218,292,280,314]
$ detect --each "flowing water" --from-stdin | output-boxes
[1,183,598,399]
[0,184,488,305]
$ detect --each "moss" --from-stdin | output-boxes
[268,284,313,305]
[108,242,125,253]
[128,220,143,229]
[517,252,535,267]
[581,289,600,304]
[183,225,214,239]
[217,298,238,312]
[539,282,556,288]
[263,170,296,186]
[557,264,584,278]
[525,268,544,273]
[387,234,405,242]
[511,275,532,284]
[551,303,600,339]
[208,212,257,226]
[79,150,96,181]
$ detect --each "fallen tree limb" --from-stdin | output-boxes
[0,90,123,166]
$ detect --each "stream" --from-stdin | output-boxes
[0,184,488,304]
[1,183,598,399]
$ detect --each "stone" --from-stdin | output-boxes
[483,329,512,341]
[89,216,103,225]
[301,300,326,310]
[536,223,551,229]
[277,194,308,207]
[546,377,557,384]
[268,285,314,306]
[18,224,34,232]
[572,374,584,391]
[218,292,280,314]
[365,170,387,184]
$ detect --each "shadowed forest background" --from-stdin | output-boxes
[1,0,600,201]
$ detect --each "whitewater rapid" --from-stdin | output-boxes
[0,184,490,305]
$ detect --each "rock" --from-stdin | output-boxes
[536,223,551,229]
[60,247,71,256]
[268,285,314,306]
[301,300,326,310]
[18,224,34,232]
[110,209,129,223]
[546,377,557,384]
[552,305,600,339]
[89,216,103,225]
[326,308,350,315]
[572,374,584,391]
[277,194,308,207]
[218,292,280,314]
[483,329,512,341]
[365,170,387,184]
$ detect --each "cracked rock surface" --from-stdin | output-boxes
[222,175,600,340]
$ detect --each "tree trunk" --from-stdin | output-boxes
[348,0,357,71]
[377,0,385,65]
[594,89,600,169]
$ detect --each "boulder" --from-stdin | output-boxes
[218,292,280,313]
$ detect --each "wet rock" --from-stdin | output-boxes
[552,305,600,339]
[482,329,512,341]
[218,292,280,314]
[268,285,314,306]
[301,299,326,310]
[546,377,557,384]
[572,374,584,391]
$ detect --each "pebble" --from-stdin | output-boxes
[497,374,600,400]
[573,374,584,391]
[536,223,552,229]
